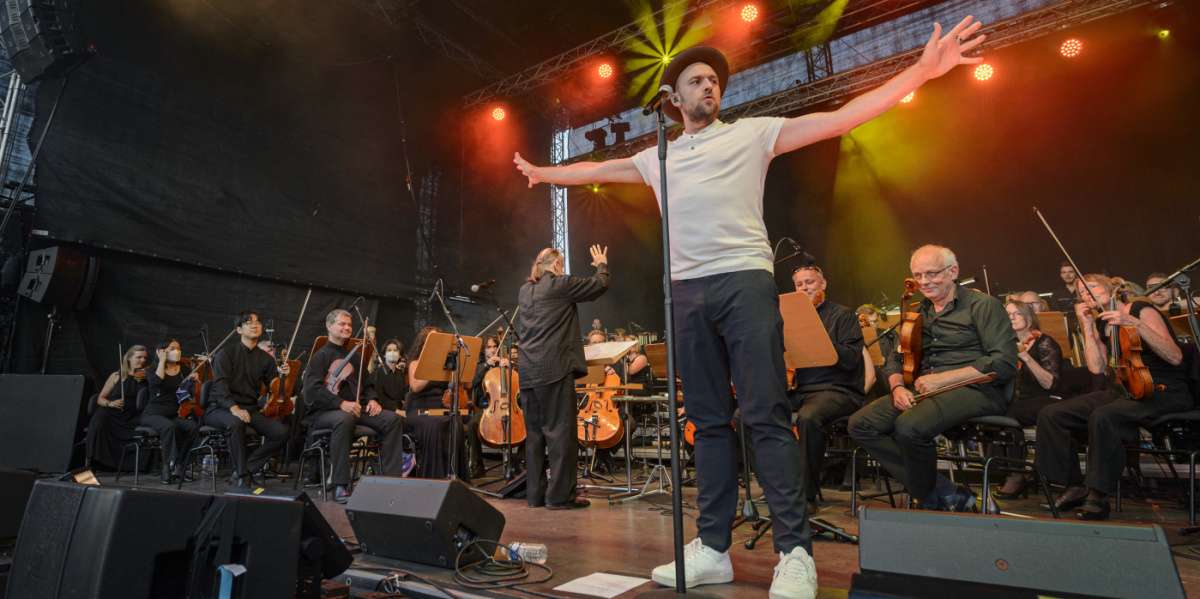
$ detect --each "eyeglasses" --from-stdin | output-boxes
[1006,312,1023,320]
[792,265,823,276]
[913,265,951,281]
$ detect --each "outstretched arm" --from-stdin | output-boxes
[514,153,644,187]
[774,16,986,155]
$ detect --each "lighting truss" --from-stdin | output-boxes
[340,0,504,80]
[568,0,1159,163]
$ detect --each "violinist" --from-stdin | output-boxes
[849,245,1018,512]
[790,265,867,514]
[374,338,408,412]
[206,312,291,487]
[405,326,469,479]
[1034,275,1189,520]
[303,309,406,504]
[856,304,896,358]
[993,300,1062,499]
[143,339,200,484]
[467,334,507,478]
[86,345,149,472]
[517,245,611,510]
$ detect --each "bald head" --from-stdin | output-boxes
[1017,291,1045,312]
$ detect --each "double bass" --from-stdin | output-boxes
[576,372,625,449]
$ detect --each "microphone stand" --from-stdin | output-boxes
[432,281,472,479]
[638,105,715,599]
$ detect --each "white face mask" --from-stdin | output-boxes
[386,351,400,364]
[167,349,181,362]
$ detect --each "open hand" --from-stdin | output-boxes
[514,152,543,188]
[916,16,986,80]
[589,244,608,267]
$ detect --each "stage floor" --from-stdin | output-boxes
[92,460,1200,599]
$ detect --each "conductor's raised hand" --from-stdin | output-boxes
[514,152,543,188]
[916,16,985,80]
[589,244,608,267]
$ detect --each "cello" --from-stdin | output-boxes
[576,372,625,450]
[478,328,526,448]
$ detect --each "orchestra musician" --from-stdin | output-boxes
[1015,291,1047,313]
[514,18,986,596]
[1050,262,1080,310]
[849,245,1018,512]
[468,334,509,479]
[789,266,867,514]
[1146,272,1183,318]
[1034,275,1190,520]
[86,345,149,472]
[406,326,470,480]
[374,338,408,412]
[303,309,407,503]
[993,300,1063,499]
[143,339,200,484]
[517,245,611,510]
[205,312,291,487]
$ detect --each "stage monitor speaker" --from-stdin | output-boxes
[225,486,352,580]
[0,468,35,541]
[0,0,93,83]
[16,246,97,309]
[345,477,505,568]
[0,374,85,473]
[852,507,1185,599]
[9,481,303,599]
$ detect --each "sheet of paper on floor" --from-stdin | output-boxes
[553,572,651,598]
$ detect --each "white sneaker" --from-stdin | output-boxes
[769,546,817,599]
[650,538,734,588]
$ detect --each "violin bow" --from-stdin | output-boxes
[356,317,368,405]
[118,344,125,404]
[179,328,239,387]
[284,288,312,373]
[912,373,996,403]
[1033,207,1102,307]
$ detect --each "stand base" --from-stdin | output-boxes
[611,464,672,504]
[637,587,725,599]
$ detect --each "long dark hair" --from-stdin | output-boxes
[407,326,442,363]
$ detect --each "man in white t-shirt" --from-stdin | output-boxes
[513,16,986,599]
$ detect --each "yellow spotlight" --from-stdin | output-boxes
[1159,29,1170,39]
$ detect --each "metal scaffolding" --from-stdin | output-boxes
[550,128,570,273]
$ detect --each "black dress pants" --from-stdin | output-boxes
[1035,388,1192,493]
[521,375,578,507]
[793,389,860,498]
[849,385,1005,500]
[204,407,289,477]
[310,408,406,485]
[139,414,200,471]
[672,269,809,555]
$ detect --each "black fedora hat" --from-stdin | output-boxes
[658,46,729,123]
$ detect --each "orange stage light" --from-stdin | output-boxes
[598,63,613,78]
[492,107,506,121]
[974,64,994,81]
[741,4,758,22]
[1060,38,1082,58]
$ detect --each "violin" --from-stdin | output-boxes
[1017,329,1043,355]
[132,367,147,382]
[897,278,923,386]
[576,372,625,449]
[263,359,301,420]
[177,357,211,419]
[859,313,872,329]
[1107,278,1155,400]
[442,381,472,410]
[325,338,363,394]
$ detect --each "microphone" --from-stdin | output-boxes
[629,321,645,331]
[471,279,496,293]
[349,296,362,311]
[642,84,673,116]
[790,239,816,265]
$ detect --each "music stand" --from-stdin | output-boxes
[414,332,482,479]
[576,340,638,489]
[861,328,885,367]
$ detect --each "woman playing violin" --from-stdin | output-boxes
[994,301,1063,499]
[1034,275,1189,520]
[86,345,149,472]
[143,339,201,484]
[405,326,470,479]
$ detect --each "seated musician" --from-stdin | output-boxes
[1015,291,1047,313]
[849,245,1018,511]
[467,334,508,478]
[302,310,405,503]
[87,345,148,472]
[993,300,1062,498]
[406,326,470,480]
[205,312,291,487]
[1146,272,1183,318]
[620,334,653,395]
[1050,262,1080,311]
[1034,275,1190,520]
[374,338,408,413]
[143,339,200,484]
[790,265,866,513]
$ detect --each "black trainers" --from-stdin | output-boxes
[547,498,590,510]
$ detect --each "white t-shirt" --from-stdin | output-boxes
[631,117,785,281]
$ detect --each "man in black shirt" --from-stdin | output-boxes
[849,245,1018,511]
[206,311,292,487]
[517,244,610,510]
[303,309,406,503]
[1050,262,1080,311]
[789,266,866,513]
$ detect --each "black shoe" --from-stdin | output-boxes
[160,475,174,485]
[806,497,819,516]
[227,474,250,488]
[304,471,321,485]
[1075,499,1110,521]
[470,463,486,479]
[547,498,590,510]
[528,502,546,508]
[939,485,978,513]
[333,485,352,504]
[1040,492,1087,512]
[993,478,1031,500]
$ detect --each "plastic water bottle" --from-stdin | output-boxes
[202,455,215,474]
[508,542,548,564]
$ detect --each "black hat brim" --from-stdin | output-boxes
[658,46,729,123]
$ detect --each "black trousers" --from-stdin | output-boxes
[792,390,861,498]
[521,375,578,506]
[1035,388,1192,493]
[849,385,1005,500]
[466,409,484,467]
[139,414,200,471]
[673,269,808,555]
[204,407,289,477]
[310,408,406,485]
